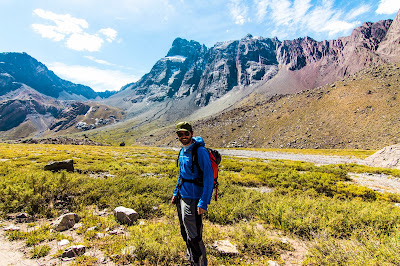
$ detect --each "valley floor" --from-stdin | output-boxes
[1,146,399,265]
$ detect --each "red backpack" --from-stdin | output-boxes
[177,143,221,200]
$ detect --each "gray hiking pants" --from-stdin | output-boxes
[176,197,207,266]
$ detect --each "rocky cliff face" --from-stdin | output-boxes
[117,11,400,109]
[377,9,400,62]
[195,35,279,106]
[121,38,207,103]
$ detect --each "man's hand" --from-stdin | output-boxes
[197,207,206,215]
[171,196,177,204]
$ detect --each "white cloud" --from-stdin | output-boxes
[33,9,88,35]
[85,56,115,66]
[229,0,248,25]
[270,0,293,26]
[348,5,371,20]
[376,0,400,15]
[99,28,118,42]
[48,62,138,92]
[31,24,65,41]
[32,9,117,52]
[255,0,270,23]
[66,33,104,52]
[254,0,361,39]
[293,0,312,22]
[322,20,360,37]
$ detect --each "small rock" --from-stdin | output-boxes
[16,212,29,219]
[86,226,97,231]
[109,227,125,235]
[62,245,86,258]
[268,260,280,266]
[95,233,107,239]
[53,213,80,231]
[113,206,139,225]
[281,238,289,245]
[212,240,239,255]
[4,225,20,231]
[16,213,33,223]
[58,239,70,247]
[72,222,83,230]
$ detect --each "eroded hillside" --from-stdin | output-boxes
[136,63,400,150]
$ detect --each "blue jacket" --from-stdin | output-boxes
[173,137,214,210]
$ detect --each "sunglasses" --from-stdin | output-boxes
[177,131,190,137]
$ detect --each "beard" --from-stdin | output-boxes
[179,135,193,146]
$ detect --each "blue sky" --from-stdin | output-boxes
[0,0,399,92]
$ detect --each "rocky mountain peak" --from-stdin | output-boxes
[349,19,392,50]
[166,37,207,59]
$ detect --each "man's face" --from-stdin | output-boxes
[177,130,193,146]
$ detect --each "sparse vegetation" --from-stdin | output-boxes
[1,143,400,264]
[135,63,400,150]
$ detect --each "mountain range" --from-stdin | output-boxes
[0,10,399,148]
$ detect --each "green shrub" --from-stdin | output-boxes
[30,245,50,258]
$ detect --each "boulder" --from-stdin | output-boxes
[364,144,400,169]
[113,206,139,225]
[53,213,80,231]
[44,159,74,172]
[212,240,239,255]
[62,245,86,258]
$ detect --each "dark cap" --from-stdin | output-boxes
[176,121,192,132]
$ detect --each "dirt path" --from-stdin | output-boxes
[0,230,41,266]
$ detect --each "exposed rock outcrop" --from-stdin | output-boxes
[44,159,74,172]
[49,102,90,132]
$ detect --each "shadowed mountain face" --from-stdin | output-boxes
[0,52,99,100]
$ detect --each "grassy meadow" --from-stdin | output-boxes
[1,143,400,265]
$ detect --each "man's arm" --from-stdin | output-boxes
[196,147,214,211]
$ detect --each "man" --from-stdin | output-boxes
[171,121,214,266]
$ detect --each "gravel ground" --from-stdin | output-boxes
[218,149,367,165]
[219,149,400,195]
[348,172,400,194]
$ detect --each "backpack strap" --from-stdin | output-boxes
[177,142,204,187]
[191,142,203,176]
